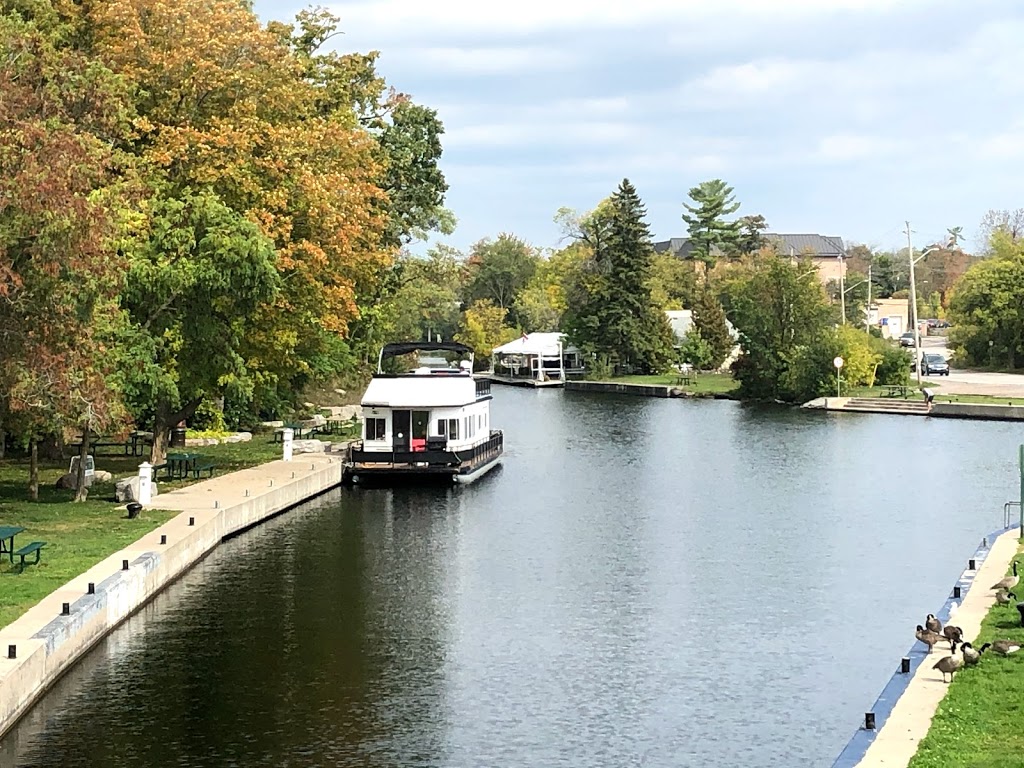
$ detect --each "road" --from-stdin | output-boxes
[913,336,1024,397]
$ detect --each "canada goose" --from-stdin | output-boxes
[991,562,1019,591]
[985,639,1022,656]
[943,625,963,648]
[933,642,963,683]
[961,642,982,666]
[925,614,942,634]
[996,589,1018,606]
[916,625,944,652]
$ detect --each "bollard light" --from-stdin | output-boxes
[189,517,195,526]
[160,535,167,545]
[7,645,15,660]
[122,559,129,571]
[61,603,70,616]
[87,582,95,594]
[900,657,910,674]
[864,712,876,730]
[969,559,976,571]
[953,585,962,599]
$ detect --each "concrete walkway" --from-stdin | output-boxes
[854,528,1020,767]
[0,453,343,736]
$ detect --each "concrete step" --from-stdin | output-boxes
[843,397,930,415]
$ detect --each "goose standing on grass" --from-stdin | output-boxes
[991,562,1019,592]
[925,614,942,634]
[996,589,1017,606]
[985,639,1022,656]
[961,642,982,666]
[916,625,944,652]
[933,642,963,683]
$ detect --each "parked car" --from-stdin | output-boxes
[899,332,916,347]
[934,319,951,329]
[919,353,950,376]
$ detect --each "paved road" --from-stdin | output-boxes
[910,336,1024,397]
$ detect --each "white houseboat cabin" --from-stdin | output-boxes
[343,341,503,485]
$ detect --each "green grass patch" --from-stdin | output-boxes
[0,432,302,629]
[909,549,1024,768]
[610,372,739,396]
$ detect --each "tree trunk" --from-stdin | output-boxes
[28,437,38,501]
[73,426,91,502]
[150,397,203,466]
[0,396,6,459]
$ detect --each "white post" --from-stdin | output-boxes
[138,462,153,505]
[283,427,294,462]
[866,264,872,335]
[906,221,922,386]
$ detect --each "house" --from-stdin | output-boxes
[870,298,911,339]
[654,233,849,285]
[665,310,741,371]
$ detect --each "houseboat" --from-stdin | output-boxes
[343,341,503,485]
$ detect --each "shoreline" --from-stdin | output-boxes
[0,455,343,738]
[831,524,1020,768]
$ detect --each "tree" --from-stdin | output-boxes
[677,326,715,370]
[464,234,539,326]
[691,288,733,369]
[948,231,1024,369]
[455,300,517,366]
[682,179,741,267]
[648,251,699,310]
[782,326,881,401]
[734,214,769,257]
[976,209,1024,255]
[382,246,465,343]
[724,251,833,400]
[563,180,676,373]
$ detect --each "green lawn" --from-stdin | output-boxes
[0,428,354,629]
[909,550,1024,768]
[610,372,739,396]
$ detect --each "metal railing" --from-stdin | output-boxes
[1004,501,1021,530]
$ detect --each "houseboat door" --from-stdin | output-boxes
[392,410,411,452]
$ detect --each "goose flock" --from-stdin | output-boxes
[914,561,1022,684]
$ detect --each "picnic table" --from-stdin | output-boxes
[0,525,25,563]
[882,384,909,398]
[274,423,319,442]
[165,452,200,480]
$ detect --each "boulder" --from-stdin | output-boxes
[262,420,284,429]
[55,472,88,490]
[299,414,327,430]
[291,439,327,454]
[94,470,113,483]
[115,475,160,503]
[334,389,346,396]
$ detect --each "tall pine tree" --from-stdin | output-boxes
[682,179,741,267]
[691,288,733,369]
[565,180,675,373]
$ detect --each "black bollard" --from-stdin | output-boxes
[61,603,70,615]
[900,657,911,674]
[122,559,129,571]
[189,517,195,526]
[864,712,876,730]
[969,559,976,571]
[953,585,961,599]
[87,583,95,594]
[1017,602,1024,628]
[160,534,167,545]
[7,645,15,660]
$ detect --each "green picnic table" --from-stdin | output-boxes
[0,525,25,563]
[165,453,200,480]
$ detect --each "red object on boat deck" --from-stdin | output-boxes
[410,438,426,452]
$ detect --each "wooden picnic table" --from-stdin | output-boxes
[883,384,909,398]
[0,525,26,563]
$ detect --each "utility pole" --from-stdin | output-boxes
[906,221,922,386]
[839,254,846,325]
[865,263,872,335]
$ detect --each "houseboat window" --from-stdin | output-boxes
[447,418,459,440]
[437,420,447,436]
[366,418,386,440]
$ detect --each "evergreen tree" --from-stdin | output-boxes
[691,288,733,369]
[563,180,675,373]
[682,179,741,267]
[735,214,769,257]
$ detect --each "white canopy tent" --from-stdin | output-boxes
[490,333,582,381]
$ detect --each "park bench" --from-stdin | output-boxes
[14,541,46,572]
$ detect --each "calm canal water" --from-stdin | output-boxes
[2,390,1022,767]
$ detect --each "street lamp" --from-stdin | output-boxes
[905,232,945,387]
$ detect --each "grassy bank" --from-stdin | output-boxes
[611,372,739,396]
[0,431,321,628]
[908,549,1024,768]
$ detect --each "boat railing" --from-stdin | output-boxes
[475,378,491,397]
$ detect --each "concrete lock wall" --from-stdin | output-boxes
[929,403,1024,422]
[0,459,342,737]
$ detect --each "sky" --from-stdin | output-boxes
[252,0,1024,256]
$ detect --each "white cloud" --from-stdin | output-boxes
[814,134,900,163]
[385,46,578,76]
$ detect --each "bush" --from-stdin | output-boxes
[190,399,227,432]
[873,339,911,385]
[678,328,716,370]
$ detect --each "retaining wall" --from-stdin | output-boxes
[0,457,342,737]
[565,381,679,398]
[929,402,1024,421]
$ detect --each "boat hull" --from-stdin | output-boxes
[343,431,503,488]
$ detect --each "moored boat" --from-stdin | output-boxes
[343,342,503,486]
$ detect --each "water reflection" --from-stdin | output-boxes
[3,391,1022,767]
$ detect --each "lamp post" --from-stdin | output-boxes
[904,223,944,387]
[834,356,844,398]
